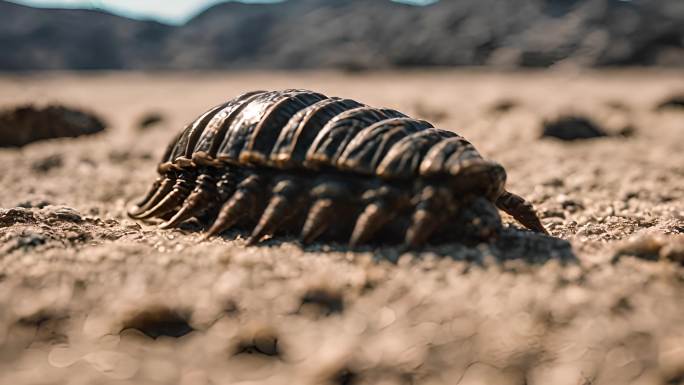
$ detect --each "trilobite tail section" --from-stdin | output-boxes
[495,190,548,234]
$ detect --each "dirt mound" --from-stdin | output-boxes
[0,104,106,147]
[541,115,608,140]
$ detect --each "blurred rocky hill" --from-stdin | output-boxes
[1,0,683,70]
[0,1,172,70]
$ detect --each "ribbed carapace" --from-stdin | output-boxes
[129,90,547,247]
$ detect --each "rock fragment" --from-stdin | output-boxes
[0,104,106,147]
[541,115,607,141]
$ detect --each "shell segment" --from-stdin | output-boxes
[269,98,364,168]
[219,90,327,164]
[418,137,482,177]
[192,90,267,165]
[337,117,433,175]
[304,107,406,169]
[377,129,458,179]
[172,102,232,167]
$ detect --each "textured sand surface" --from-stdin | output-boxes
[0,71,683,385]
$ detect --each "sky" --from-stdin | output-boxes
[9,0,438,24]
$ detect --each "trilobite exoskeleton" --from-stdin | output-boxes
[129,90,547,248]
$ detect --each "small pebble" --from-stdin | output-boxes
[50,207,83,223]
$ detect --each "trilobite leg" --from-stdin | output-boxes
[349,201,397,248]
[133,176,163,208]
[404,186,453,248]
[194,169,243,226]
[299,180,355,245]
[128,176,175,218]
[247,179,303,245]
[159,172,220,229]
[137,172,196,219]
[204,174,267,238]
[215,169,241,202]
[300,199,336,245]
[405,209,440,248]
[495,190,548,234]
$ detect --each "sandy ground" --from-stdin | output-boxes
[0,70,683,385]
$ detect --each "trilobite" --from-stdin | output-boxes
[129,89,547,247]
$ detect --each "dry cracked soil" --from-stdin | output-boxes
[0,70,683,385]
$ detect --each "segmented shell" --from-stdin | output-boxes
[133,89,548,247]
[160,89,488,181]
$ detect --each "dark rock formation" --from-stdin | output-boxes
[0,104,106,147]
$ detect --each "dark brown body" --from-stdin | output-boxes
[129,90,547,247]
